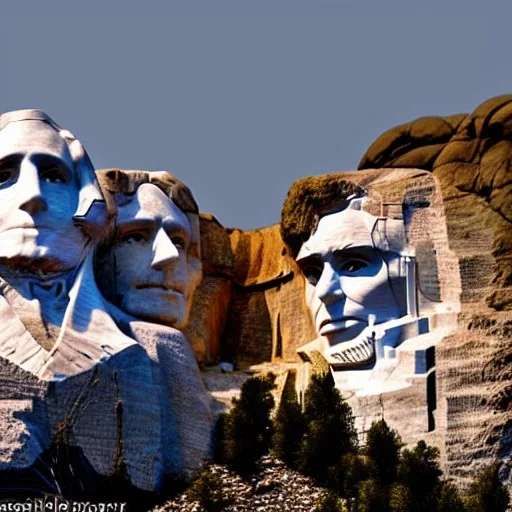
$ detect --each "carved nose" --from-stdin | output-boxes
[151,228,180,270]
[316,263,345,304]
[18,158,47,215]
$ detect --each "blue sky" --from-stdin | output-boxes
[2,1,510,228]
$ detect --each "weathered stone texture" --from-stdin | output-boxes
[359,94,512,487]
[184,214,233,365]
[226,224,316,368]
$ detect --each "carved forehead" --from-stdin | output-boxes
[0,120,72,164]
[116,183,191,232]
[298,208,377,260]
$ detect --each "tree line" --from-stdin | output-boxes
[190,372,510,512]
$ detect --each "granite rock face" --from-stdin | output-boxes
[0,118,212,495]
[358,95,512,487]
[207,96,512,490]
[280,168,464,477]
[1,96,511,497]
[169,96,512,491]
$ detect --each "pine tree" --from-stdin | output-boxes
[464,462,510,512]
[299,372,358,486]
[316,491,348,512]
[331,452,369,510]
[186,462,226,512]
[271,384,305,468]
[358,479,389,512]
[364,419,403,487]
[438,480,467,512]
[395,440,443,512]
[223,374,275,476]
[388,483,410,512]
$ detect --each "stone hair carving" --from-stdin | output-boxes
[282,169,461,397]
[96,169,202,330]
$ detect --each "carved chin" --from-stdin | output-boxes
[324,335,375,366]
[121,289,187,328]
[0,231,87,272]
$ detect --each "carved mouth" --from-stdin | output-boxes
[135,283,184,294]
[2,226,47,231]
[319,316,366,336]
[325,334,375,366]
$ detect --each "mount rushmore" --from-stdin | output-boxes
[0,94,510,495]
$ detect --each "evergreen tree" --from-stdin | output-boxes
[223,374,275,476]
[388,483,411,512]
[438,480,467,512]
[358,479,389,512]
[316,492,348,512]
[464,462,510,512]
[271,384,306,468]
[396,440,443,512]
[299,372,358,485]
[328,452,369,507]
[364,419,403,487]
[186,462,226,512]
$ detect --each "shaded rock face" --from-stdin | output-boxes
[280,168,463,476]
[359,94,512,311]
[358,95,512,488]
[2,95,511,499]
[0,119,213,496]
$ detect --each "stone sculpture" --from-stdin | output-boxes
[281,169,461,439]
[96,169,202,329]
[0,113,209,495]
[0,110,130,375]
[0,110,161,494]
[1,94,509,497]
[96,169,212,481]
[294,193,402,368]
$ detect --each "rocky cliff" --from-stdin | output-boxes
[358,94,512,488]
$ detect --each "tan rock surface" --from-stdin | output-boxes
[358,94,512,487]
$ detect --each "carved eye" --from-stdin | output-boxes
[40,167,68,184]
[0,168,14,185]
[0,159,17,186]
[119,233,147,244]
[300,259,324,286]
[341,260,368,273]
[171,236,186,249]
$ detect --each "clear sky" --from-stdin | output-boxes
[2,1,511,229]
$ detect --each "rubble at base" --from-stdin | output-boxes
[154,456,330,512]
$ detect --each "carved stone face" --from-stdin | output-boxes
[296,206,400,364]
[0,120,88,272]
[112,183,196,328]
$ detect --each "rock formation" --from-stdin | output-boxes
[0,115,212,495]
[357,95,512,487]
[0,94,510,497]
[280,168,463,466]
[0,110,154,492]
[96,169,213,480]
